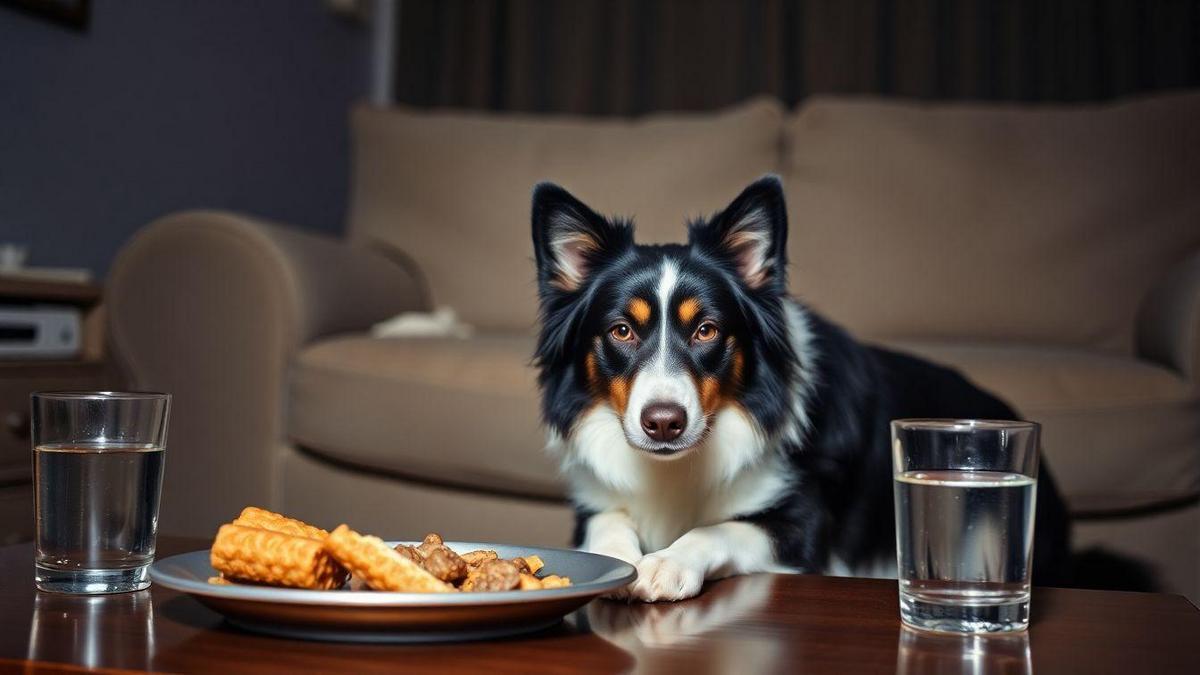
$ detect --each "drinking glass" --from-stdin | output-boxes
[891,419,1039,633]
[32,392,170,594]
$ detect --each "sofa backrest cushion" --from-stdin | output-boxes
[783,93,1200,352]
[348,98,783,331]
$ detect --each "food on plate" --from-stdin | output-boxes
[232,506,329,540]
[392,532,470,583]
[209,523,348,590]
[206,507,572,593]
[460,549,499,567]
[461,558,521,592]
[325,525,455,593]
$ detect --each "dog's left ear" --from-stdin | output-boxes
[689,175,788,291]
[532,183,631,293]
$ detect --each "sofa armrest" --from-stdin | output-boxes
[107,211,427,535]
[1137,249,1200,383]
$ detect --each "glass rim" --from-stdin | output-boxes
[31,391,171,401]
[891,418,1039,432]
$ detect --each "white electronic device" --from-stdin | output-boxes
[0,305,82,359]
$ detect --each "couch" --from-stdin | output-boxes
[107,93,1200,600]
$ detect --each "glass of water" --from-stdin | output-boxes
[32,392,170,594]
[891,419,1039,633]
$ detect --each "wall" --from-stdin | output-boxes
[0,0,369,277]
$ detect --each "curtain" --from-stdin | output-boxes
[393,0,1200,115]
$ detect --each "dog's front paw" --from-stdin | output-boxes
[629,553,705,602]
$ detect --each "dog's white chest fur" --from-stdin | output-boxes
[554,405,792,552]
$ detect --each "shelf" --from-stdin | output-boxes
[0,277,102,307]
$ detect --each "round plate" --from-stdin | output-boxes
[151,541,636,643]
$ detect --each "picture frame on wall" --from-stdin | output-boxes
[1,0,89,30]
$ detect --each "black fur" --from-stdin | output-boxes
[535,176,1074,586]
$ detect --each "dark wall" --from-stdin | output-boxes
[0,0,369,277]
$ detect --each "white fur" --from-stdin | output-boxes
[780,301,818,446]
[622,259,708,451]
[726,207,774,288]
[549,289,823,601]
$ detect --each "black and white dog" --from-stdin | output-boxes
[532,176,1071,602]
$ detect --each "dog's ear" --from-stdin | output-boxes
[532,183,630,292]
[689,175,788,291]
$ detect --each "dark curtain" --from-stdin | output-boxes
[394,0,1200,115]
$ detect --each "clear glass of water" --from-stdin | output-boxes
[891,419,1039,633]
[32,392,170,594]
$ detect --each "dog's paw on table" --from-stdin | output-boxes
[628,553,705,602]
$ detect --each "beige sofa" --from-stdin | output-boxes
[108,93,1200,599]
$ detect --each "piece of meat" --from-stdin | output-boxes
[422,546,469,583]
[393,544,422,563]
[461,559,521,592]
[460,550,499,567]
[416,533,444,558]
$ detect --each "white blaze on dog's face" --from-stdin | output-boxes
[533,177,791,463]
[621,260,706,456]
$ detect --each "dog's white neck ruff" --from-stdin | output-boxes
[548,297,819,553]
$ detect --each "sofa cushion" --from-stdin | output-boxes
[887,341,1200,513]
[288,334,561,500]
[347,98,784,331]
[291,334,1199,515]
[785,93,1200,352]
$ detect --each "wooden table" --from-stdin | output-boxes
[2,538,1198,673]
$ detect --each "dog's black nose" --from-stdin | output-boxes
[641,402,687,443]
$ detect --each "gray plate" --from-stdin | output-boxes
[150,541,636,643]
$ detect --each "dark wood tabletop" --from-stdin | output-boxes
[2,537,1198,674]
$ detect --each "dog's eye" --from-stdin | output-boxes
[693,322,719,343]
[609,323,636,342]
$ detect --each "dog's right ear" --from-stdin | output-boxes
[532,183,630,293]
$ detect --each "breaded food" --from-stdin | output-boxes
[325,525,455,593]
[232,506,328,541]
[210,523,347,590]
[461,559,521,592]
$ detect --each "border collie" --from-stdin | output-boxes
[532,176,1071,602]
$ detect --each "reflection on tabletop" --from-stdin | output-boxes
[28,590,155,672]
[580,573,781,673]
[897,625,1031,675]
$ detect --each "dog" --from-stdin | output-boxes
[532,175,1072,602]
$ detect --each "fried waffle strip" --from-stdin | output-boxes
[232,506,328,540]
[325,525,455,593]
[210,524,347,589]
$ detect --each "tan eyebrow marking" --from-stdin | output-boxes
[628,297,652,325]
[678,297,700,324]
